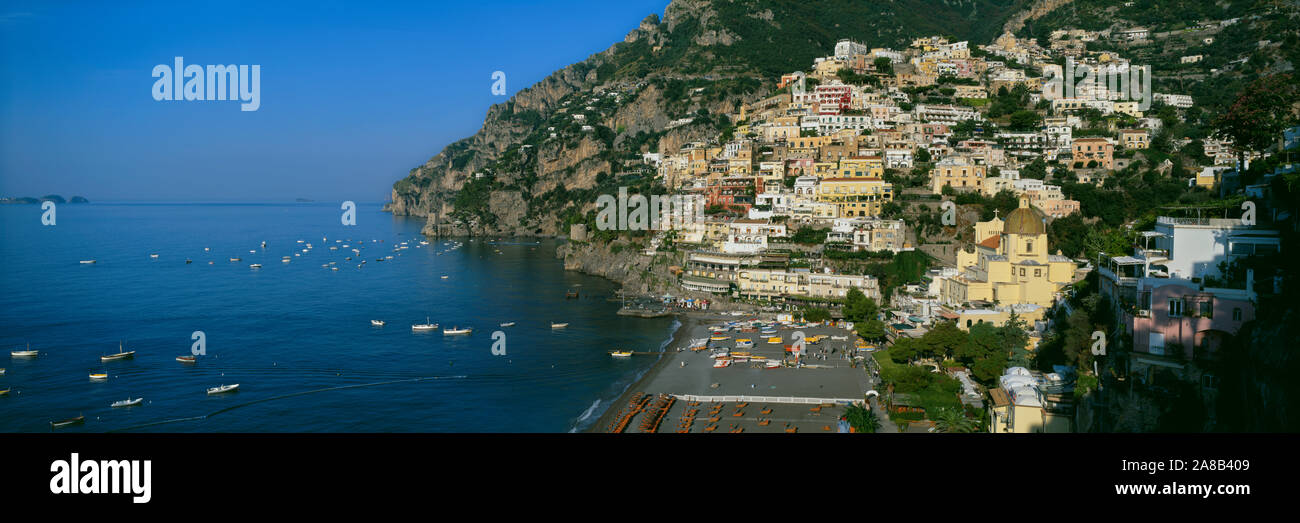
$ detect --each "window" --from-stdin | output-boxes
[1168,299,1184,318]
[1198,300,1213,319]
[1035,269,1042,277]
[1202,374,1219,390]
[1020,268,1026,276]
[1026,241,1033,252]
[1233,307,1242,321]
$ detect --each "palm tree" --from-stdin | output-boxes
[934,407,978,433]
[843,402,880,433]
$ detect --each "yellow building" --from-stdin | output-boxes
[816,177,893,218]
[837,156,885,178]
[930,156,986,194]
[941,196,1077,308]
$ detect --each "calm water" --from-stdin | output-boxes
[0,202,672,432]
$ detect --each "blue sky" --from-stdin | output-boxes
[0,0,669,202]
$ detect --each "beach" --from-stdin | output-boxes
[589,311,878,433]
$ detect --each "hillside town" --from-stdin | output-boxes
[591,27,1292,433]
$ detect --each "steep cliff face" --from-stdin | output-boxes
[385,0,1023,238]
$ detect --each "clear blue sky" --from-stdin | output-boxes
[0,0,669,202]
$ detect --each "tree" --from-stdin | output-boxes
[873,56,894,76]
[856,319,888,341]
[1008,110,1042,131]
[843,287,878,322]
[923,321,969,361]
[934,407,977,433]
[915,147,931,163]
[1213,74,1299,167]
[843,403,880,433]
[803,308,831,323]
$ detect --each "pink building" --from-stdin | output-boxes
[1124,280,1255,360]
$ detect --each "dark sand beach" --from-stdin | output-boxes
[589,312,879,433]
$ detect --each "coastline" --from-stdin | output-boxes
[587,312,704,433]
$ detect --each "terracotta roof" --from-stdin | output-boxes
[977,235,1001,249]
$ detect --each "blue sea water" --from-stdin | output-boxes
[0,202,672,432]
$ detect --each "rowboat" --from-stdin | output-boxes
[767,337,782,344]
[89,373,108,380]
[735,339,754,349]
[149,254,159,259]
[550,323,569,329]
[443,326,473,335]
[411,318,438,331]
[712,359,731,368]
[102,342,135,362]
[499,322,515,327]
[249,263,262,269]
[709,335,729,341]
[207,384,239,395]
[610,351,632,358]
[50,415,85,429]
[79,260,96,264]
[176,355,196,363]
[371,319,386,326]
[111,398,143,408]
[229,257,241,262]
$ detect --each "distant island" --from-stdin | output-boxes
[0,195,89,205]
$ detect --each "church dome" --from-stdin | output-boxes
[1003,201,1046,236]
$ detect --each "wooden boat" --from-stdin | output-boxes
[12,343,38,358]
[411,318,438,331]
[735,339,754,349]
[101,342,135,362]
[610,351,633,358]
[766,337,783,344]
[442,326,473,335]
[370,319,385,326]
[0,389,9,396]
[229,257,241,262]
[177,355,196,363]
[89,373,108,380]
[207,384,239,395]
[111,397,143,408]
[550,322,569,329]
[50,415,85,429]
[709,335,729,341]
[499,322,515,327]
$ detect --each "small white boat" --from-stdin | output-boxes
[101,342,135,362]
[550,322,569,329]
[79,260,96,264]
[229,257,241,262]
[412,318,438,331]
[207,384,239,395]
[610,351,632,358]
[250,264,262,269]
[443,327,472,335]
[11,344,38,357]
[499,322,515,327]
[89,373,108,381]
[149,254,159,259]
[371,319,386,326]
[440,275,449,279]
[111,397,143,408]
[0,368,5,375]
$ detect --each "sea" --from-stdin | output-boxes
[0,202,675,432]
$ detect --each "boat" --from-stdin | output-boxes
[11,344,38,358]
[440,275,449,279]
[207,384,239,395]
[371,319,385,326]
[735,339,754,349]
[101,342,135,362]
[229,257,241,262]
[550,323,569,329]
[411,318,438,331]
[712,359,732,368]
[0,389,9,396]
[176,355,196,363]
[0,368,5,375]
[609,351,633,358]
[149,254,159,259]
[709,335,729,341]
[89,373,107,381]
[111,398,143,408]
[79,260,96,264]
[249,264,262,269]
[443,326,473,335]
[565,289,579,299]
[50,415,85,429]
[185,259,193,264]
[766,337,783,344]
[499,322,515,327]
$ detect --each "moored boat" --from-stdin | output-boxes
[11,345,38,358]
[411,317,438,331]
[101,342,135,362]
[176,355,196,363]
[89,373,107,381]
[370,319,386,326]
[550,322,569,329]
[207,384,239,395]
[442,326,473,335]
[79,260,96,264]
[111,397,143,408]
[499,322,515,327]
[50,415,85,429]
[610,350,632,358]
